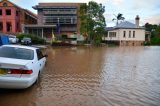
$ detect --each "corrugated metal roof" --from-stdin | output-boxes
[105,21,145,31]
[115,21,135,28]
[114,21,144,29]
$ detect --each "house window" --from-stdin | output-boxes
[123,31,126,38]
[3,3,7,7]
[0,9,2,15]
[16,11,19,16]
[129,31,131,38]
[6,22,12,32]
[6,9,11,15]
[25,14,29,20]
[0,22,3,31]
[109,32,116,37]
[133,31,135,38]
[16,22,19,31]
[114,32,116,37]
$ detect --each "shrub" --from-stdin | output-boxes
[16,33,46,44]
[150,37,160,45]
[93,34,102,46]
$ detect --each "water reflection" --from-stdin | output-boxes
[0,46,160,106]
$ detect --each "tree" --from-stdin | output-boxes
[112,13,125,25]
[144,23,160,45]
[145,23,159,38]
[79,1,106,45]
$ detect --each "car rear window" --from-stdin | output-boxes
[0,46,34,60]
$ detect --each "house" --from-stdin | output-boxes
[0,0,37,34]
[103,15,145,46]
[23,3,84,41]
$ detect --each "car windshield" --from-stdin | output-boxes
[0,46,34,60]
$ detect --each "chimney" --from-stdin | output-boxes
[135,15,140,28]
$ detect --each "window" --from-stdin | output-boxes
[0,47,34,60]
[16,11,19,16]
[25,14,28,20]
[133,31,135,38]
[6,22,12,32]
[129,31,131,38]
[36,49,44,60]
[109,32,116,37]
[0,9,2,15]
[6,9,11,15]
[123,31,126,38]
[16,22,19,31]
[0,22,3,31]
[3,3,7,7]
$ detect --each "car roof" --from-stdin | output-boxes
[1,45,38,50]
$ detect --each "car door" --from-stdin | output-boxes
[36,49,46,72]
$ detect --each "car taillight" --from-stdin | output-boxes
[9,69,33,74]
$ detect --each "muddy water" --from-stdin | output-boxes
[0,46,160,106]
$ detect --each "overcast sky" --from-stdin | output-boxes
[10,0,160,27]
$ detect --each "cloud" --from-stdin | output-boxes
[143,15,160,25]
[112,0,123,6]
[36,0,106,3]
[132,0,160,10]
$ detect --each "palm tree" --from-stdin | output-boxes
[112,13,125,26]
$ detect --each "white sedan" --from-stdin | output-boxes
[8,35,18,44]
[0,45,47,89]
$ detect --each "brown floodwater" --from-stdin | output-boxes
[0,46,160,106]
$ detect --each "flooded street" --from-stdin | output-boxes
[0,46,160,106]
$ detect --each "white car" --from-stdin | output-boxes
[8,35,18,44]
[21,37,32,45]
[0,45,47,89]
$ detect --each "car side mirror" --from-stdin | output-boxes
[44,54,48,58]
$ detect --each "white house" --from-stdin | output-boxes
[103,15,145,46]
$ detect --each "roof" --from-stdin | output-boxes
[106,21,145,31]
[33,3,85,9]
[0,0,22,9]
[105,27,114,31]
[0,0,37,19]
[2,45,38,50]
[23,9,37,19]
[114,21,144,29]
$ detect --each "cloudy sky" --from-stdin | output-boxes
[10,0,160,27]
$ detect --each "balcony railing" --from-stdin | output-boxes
[43,11,77,15]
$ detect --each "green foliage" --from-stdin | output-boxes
[16,33,46,44]
[144,23,160,45]
[61,34,68,41]
[150,37,160,45]
[93,34,102,46]
[145,23,160,38]
[79,1,106,44]
[112,13,125,25]
[145,23,158,32]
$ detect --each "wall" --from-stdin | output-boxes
[35,3,82,35]
[104,28,145,41]
[103,28,145,46]
[119,29,145,41]
[0,7,20,33]
[0,0,37,34]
